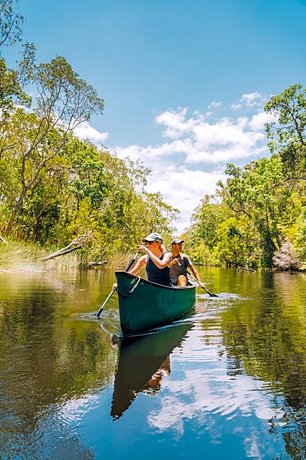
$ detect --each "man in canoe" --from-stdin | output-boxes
[128,232,172,286]
[169,239,206,288]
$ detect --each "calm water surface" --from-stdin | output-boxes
[0,266,305,459]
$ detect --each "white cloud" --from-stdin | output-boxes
[155,108,204,140]
[146,332,285,453]
[74,121,108,146]
[146,168,226,232]
[115,138,193,161]
[208,100,221,109]
[112,96,270,232]
[231,92,266,111]
[242,92,262,106]
[189,117,265,161]
[249,111,276,131]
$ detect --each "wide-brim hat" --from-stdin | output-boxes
[142,232,163,243]
[172,239,184,245]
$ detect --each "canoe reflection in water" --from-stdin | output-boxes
[110,320,193,419]
[142,356,170,395]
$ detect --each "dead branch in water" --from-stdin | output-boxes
[237,266,256,272]
[41,234,91,261]
[87,261,108,268]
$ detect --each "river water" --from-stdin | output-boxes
[0,265,305,459]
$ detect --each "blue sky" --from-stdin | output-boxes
[5,0,306,232]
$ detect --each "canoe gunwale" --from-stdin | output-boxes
[115,271,196,292]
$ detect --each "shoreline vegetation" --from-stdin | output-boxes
[0,2,305,273]
[0,240,305,274]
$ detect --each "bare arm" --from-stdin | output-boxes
[138,245,172,268]
[112,255,146,290]
[189,265,206,288]
[128,255,147,275]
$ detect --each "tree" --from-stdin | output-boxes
[265,83,306,181]
[0,57,29,115]
[190,194,227,251]
[86,150,178,257]
[0,0,24,50]
[217,157,301,268]
[3,55,104,234]
[214,216,258,268]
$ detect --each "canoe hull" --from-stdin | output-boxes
[115,271,196,335]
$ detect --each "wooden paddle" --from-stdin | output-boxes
[95,252,139,318]
[187,270,219,297]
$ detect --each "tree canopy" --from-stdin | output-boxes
[188,85,305,269]
[0,0,304,268]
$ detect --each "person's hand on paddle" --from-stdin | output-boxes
[137,244,148,254]
[169,257,180,267]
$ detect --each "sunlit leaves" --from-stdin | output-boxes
[0,0,24,50]
[265,84,306,181]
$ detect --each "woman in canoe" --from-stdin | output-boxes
[128,232,172,286]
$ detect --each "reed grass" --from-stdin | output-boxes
[0,239,44,270]
[0,239,138,272]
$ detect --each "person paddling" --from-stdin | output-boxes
[129,233,172,286]
[169,239,206,288]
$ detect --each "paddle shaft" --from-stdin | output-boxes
[187,271,219,297]
[125,252,140,272]
[96,286,117,318]
[95,252,139,318]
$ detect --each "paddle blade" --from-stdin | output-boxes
[95,287,117,318]
[208,290,219,298]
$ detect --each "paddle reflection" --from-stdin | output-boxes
[110,321,192,419]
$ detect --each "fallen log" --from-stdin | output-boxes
[237,266,256,272]
[41,234,91,261]
[87,261,108,268]
[41,243,83,261]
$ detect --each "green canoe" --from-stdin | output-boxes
[115,271,196,335]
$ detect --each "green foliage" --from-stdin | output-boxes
[0,58,30,114]
[0,116,177,259]
[214,216,260,267]
[0,51,105,235]
[265,83,306,181]
[191,195,227,250]
[29,55,105,126]
[189,84,305,269]
[0,0,24,50]
[265,84,306,153]
[0,5,176,262]
[1,19,304,271]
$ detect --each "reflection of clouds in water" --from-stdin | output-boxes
[147,332,285,457]
[26,395,101,459]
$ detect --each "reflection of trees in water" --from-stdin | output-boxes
[0,286,116,456]
[219,272,305,459]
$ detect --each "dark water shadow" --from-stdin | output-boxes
[110,320,193,419]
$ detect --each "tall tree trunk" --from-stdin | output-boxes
[4,189,26,235]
